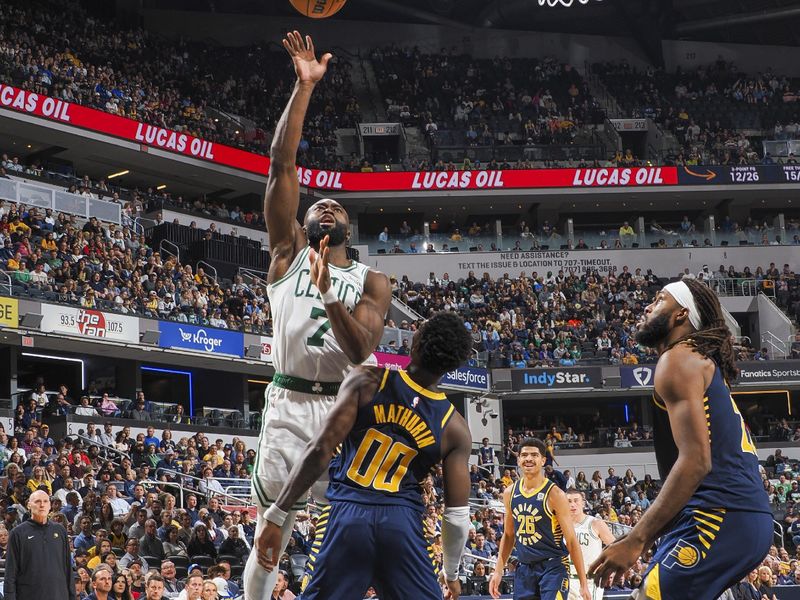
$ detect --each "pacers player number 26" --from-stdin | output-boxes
[346,429,418,492]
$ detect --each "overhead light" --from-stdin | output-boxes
[156,184,167,191]
[26,144,32,149]
[22,353,85,389]
[108,170,130,179]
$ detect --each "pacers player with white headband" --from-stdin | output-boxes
[565,489,615,600]
[590,278,772,600]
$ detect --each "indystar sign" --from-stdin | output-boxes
[511,367,603,391]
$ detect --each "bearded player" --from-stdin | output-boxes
[589,280,771,599]
[565,489,614,600]
[244,31,391,600]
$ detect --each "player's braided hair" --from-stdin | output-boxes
[417,311,473,374]
[666,278,739,382]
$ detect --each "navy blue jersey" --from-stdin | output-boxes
[327,368,456,511]
[510,478,568,565]
[652,362,770,514]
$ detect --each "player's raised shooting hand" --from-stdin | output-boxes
[255,520,283,572]
[488,569,503,599]
[282,31,332,85]
[309,235,332,294]
[589,534,644,588]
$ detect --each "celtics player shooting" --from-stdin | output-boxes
[244,30,391,600]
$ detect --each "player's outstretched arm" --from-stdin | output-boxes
[257,366,381,571]
[551,488,591,600]
[489,486,515,599]
[277,366,379,512]
[266,31,332,278]
[439,413,472,599]
[590,345,713,585]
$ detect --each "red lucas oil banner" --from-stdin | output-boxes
[0,83,679,191]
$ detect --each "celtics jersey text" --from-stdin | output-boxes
[327,369,456,510]
[267,246,371,382]
[652,362,770,513]
[510,479,568,565]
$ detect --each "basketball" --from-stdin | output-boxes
[289,0,347,18]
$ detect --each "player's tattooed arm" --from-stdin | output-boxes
[323,269,392,364]
[273,367,381,512]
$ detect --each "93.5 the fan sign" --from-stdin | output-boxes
[289,0,347,18]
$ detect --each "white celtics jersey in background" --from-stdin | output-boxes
[570,514,603,577]
[267,245,371,382]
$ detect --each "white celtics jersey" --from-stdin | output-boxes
[267,245,371,382]
[570,515,603,578]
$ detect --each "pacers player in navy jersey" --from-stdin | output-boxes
[590,279,772,600]
[257,312,474,600]
[490,438,591,600]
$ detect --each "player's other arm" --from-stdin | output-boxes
[592,518,616,546]
[257,367,380,571]
[590,346,712,583]
[440,415,472,585]
[324,269,392,364]
[550,488,590,600]
[274,366,379,512]
[489,486,515,599]
[266,32,331,273]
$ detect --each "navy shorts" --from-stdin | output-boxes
[299,501,440,600]
[514,557,570,600]
[641,508,773,600]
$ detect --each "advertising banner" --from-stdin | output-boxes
[259,336,273,364]
[0,297,18,328]
[0,86,679,191]
[511,366,603,390]
[736,361,800,385]
[440,366,491,393]
[620,365,656,388]
[40,305,138,342]
[367,352,411,371]
[0,84,267,175]
[158,321,244,357]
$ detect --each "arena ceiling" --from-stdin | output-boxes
[131,0,800,63]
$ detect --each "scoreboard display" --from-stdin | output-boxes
[678,164,800,185]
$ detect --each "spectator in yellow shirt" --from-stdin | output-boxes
[500,469,514,488]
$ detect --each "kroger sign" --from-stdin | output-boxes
[158,321,244,357]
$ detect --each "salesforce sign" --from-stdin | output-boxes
[158,322,244,357]
[440,367,491,393]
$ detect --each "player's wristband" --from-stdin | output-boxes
[320,287,338,305]
[264,504,288,527]
[442,505,470,582]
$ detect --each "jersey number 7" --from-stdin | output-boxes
[307,307,331,347]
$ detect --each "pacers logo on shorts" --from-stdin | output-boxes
[664,539,700,569]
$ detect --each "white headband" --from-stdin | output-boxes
[663,281,702,330]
